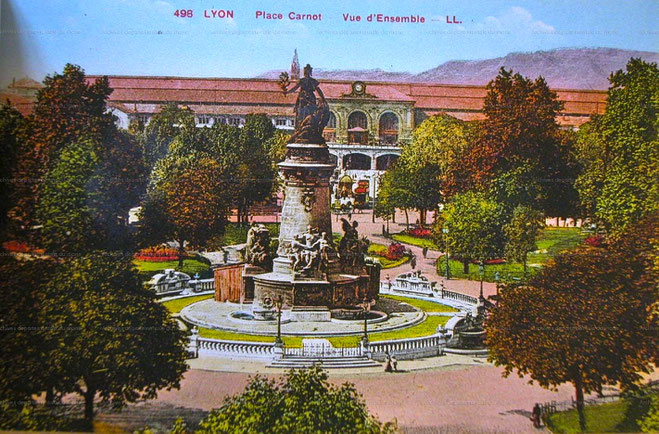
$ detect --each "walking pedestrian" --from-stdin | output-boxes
[530,403,541,428]
[410,254,417,269]
[422,246,428,258]
[391,356,398,372]
[384,355,393,373]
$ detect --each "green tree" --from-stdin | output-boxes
[0,255,59,406]
[487,219,658,431]
[463,68,578,216]
[234,114,279,225]
[392,114,475,224]
[37,138,102,253]
[36,129,145,253]
[503,205,545,275]
[43,253,188,422]
[0,103,24,239]
[404,113,479,199]
[376,163,413,227]
[163,158,231,266]
[374,174,396,232]
[588,58,658,235]
[10,64,115,236]
[197,366,395,433]
[140,117,235,264]
[437,191,505,273]
[140,103,195,169]
[574,117,608,221]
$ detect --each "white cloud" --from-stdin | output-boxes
[478,6,555,33]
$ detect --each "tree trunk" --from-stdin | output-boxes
[392,210,396,223]
[45,386,54,406]
[178,239,185,269]
[404,209,409,229]
[463,260,469,274]
[575,375,586,431]
[84,388,96,423]
[523,255,527,277]
[419,209,426,227]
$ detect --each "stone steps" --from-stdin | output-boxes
[268,356,381,369]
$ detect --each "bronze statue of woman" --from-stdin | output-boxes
[280,64,330,143]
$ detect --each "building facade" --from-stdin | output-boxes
[4,57,607,201]
[85,73,605,201]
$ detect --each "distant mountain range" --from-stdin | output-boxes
[257,48,659,89]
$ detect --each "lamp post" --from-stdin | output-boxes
[361,297,373,345]
[478,261,485,299]
[442,228,450,279]
[274,295,284,347]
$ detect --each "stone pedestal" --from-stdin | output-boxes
[277,144,335,255]
[251,140,378,321]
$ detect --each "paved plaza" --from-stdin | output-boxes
[153,362,578,433]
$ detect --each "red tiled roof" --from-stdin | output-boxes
[0,93,34,115]
[85,75,608,123]
[10,77,42,89]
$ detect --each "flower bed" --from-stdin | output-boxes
[385,242,406,260]
[584,235,605,247]
[408,227,433,238]
[135,246,183,262]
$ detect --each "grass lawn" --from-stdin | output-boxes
[382,294,459,313]
[162,294,214,313]
[391,233,439,250]
[134,258,212,280]
[327,315,450,347]
[437,227,586,282]
[167,294,450,349]
[367,243,410,269]
[198,327,303,348]
[546,393,656,433]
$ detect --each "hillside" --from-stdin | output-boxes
[258,48,659,89]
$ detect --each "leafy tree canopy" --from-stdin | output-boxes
[10,64,117,235]
[461,68,578,216]
[583,58,658,235]
[197,366,396,434]
[0,103,25,238]
[42,253,188,422]
[436,191,505,272]
[487,213,658,429]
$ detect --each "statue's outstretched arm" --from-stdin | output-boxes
[316,86,326,104]
[285,80,301,95]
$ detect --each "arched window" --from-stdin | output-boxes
[343,153,371,170]
[379,112,399,144]
[323,112,337,142]
[348,111,368,145]
[376,154,399,171]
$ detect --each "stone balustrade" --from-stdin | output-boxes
[439,289,478,305]
[197,337,275,359]
[190,278,214,292]
[368,333,446,361]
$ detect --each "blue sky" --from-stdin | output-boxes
[1,0,657,84]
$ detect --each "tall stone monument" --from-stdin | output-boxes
[247,65,380,321]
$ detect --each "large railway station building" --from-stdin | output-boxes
[2,56,607,200]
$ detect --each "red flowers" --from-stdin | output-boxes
[408,227,432,238]
[135,246,182,262]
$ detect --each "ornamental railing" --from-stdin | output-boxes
[440,289,478,305]
[196,337,274,358]
[368,334,444,358]
[190,278,214,292]
[283,343,363,358]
